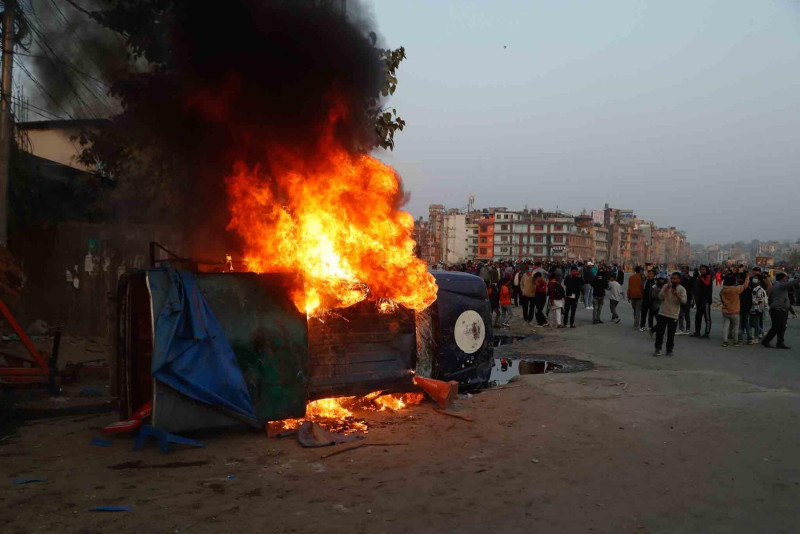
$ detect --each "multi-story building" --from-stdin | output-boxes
[466,223,479,260]
[593,227,609,263]
[477,215,494,261]
[567,230,594,261]
[420,202,690,266]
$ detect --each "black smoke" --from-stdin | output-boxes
[30,1,390,256]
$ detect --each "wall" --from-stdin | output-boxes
[14,222,185,338]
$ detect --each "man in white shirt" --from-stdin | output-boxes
[608,274,623,324]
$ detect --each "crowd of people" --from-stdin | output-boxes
[438,260,800,356]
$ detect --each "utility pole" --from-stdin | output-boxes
[0,0,15,247]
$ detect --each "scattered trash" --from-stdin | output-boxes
[90,437,113,448]
[12,477,45,485]
[227,474,235,480]
[413,376,458,409]
[133,425,206,454]
[531,458,540,464]
[297,421,362,448]
[434,409,473,422]
[103,401,152,434]
[332,504,350,513]
[319,442,408,459]
[49,396,68,403]
[80,388,103,397]
[89,505,132,512]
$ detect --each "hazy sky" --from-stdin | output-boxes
[370,0,800,245]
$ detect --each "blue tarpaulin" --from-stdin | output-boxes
[148,269,257,423]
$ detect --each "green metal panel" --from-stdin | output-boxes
[192,273,308,421]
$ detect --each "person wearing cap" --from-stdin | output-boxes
[653,272,688,357]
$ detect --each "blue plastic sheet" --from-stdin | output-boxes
[134,425,206,454]
[149,269,256,423]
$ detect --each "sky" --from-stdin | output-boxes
[368,0,800,246]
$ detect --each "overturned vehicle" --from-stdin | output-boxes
[114,268,492,433]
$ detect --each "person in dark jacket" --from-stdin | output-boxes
[533,272,549,326]
[640,269,657,332]
[690,265,713,338]
[591,269,609,324]
[762,273,800,349]
[737,272,753,344]
[487,281,501,328]
[564,267,584,328]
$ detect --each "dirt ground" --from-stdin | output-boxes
[2,305,800,533]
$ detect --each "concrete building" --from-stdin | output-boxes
[593,227,609,263]
[442,210,470,264]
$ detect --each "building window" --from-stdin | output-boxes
[554,224,564,231]
[552,235,564,243]
[480,237,487,244]
[534,235,543,243]
[500,235,508,242]
[500,224,509,231]
[479,248,487,255]
[534,224,544,232]
[534,246,543,254]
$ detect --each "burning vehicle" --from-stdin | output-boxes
[84,1,494,434]
[115,267,492,433]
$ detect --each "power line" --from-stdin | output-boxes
[18,10,106,118]
[13,57,76,120]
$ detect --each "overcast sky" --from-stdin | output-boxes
[370,0,800,246]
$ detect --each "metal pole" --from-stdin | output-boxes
[0,0,15,246]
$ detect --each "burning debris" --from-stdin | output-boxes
[267,391,425,437]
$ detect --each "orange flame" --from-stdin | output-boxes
[372,392,424,411]
[266,391,424,436]
[226,101,437,316]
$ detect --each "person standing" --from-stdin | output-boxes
[533,272,549,326]
[691,265,713,338]
[548,274,566,328]
[677,266,694,335]
[640,269,656,332]
[654,272,688,356]
[499,278,513,328]
[519,266,536,326]
[761,273,800,350]
[512,266,521,307]
[607,274,623,324]
[749,277,767,343]
[487,280,501,328]
[738,273,753,345]
[583,262,595,309]
[719,272,749,347]
[627,266,644,329]
[591,268,609,324]
[564,267,583,328]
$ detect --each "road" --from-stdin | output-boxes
[1,298,799,533]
